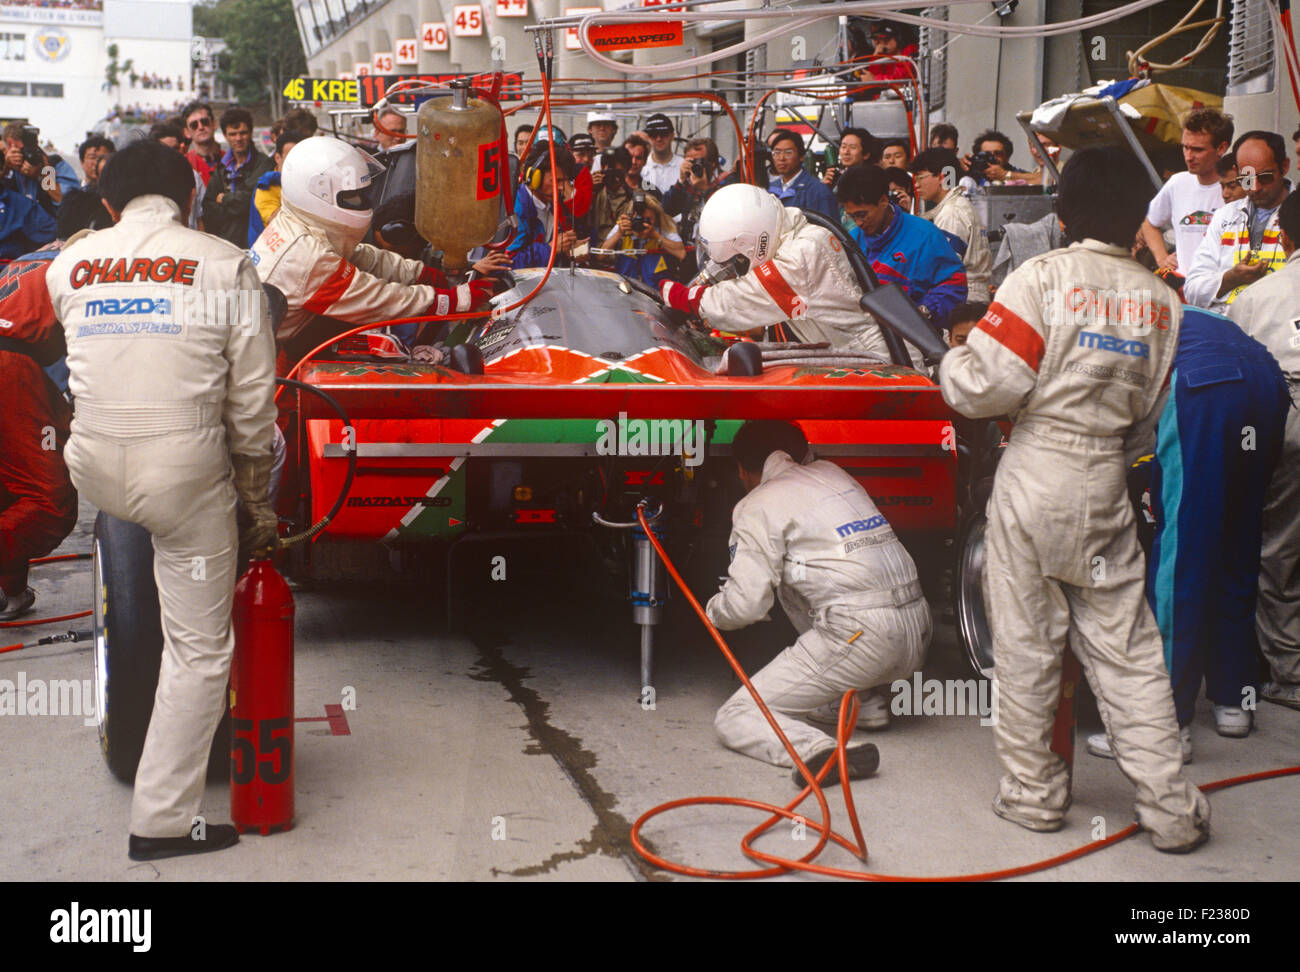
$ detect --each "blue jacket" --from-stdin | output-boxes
[768,168,839,223]
[0,186,57,261]
[850,204,967,326]
[508,187,560,269]
[247,169,280,246]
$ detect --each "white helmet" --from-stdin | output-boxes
[280,136,384,252]
[696,183,785,272]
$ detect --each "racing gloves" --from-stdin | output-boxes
[417,265,450,288]
[659,280,707,315]
[232,453,279,560]
[427,278,496,317]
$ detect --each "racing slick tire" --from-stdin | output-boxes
[954,504,994,680]
[92,512,230,783]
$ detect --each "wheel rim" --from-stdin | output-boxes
[956,513,995,679]
[92,537,109,751]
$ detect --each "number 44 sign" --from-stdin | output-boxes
[496,0,527,16]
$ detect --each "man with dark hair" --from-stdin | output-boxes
[706,420,930,783]
[1185,130,1292,311]
[965,129,1015,184]
[929,123,958,151]
[913,148,991,302]
[662,137,722,271]
[767,129,838,221]
[248,129,302,246]
[1140,108,1234,275]
[149,121,204,231]
[78,135,115,189]
[622,134,652,194]
[946,300,987,347]
[939,146,1208,853]
[837,162,967,328]
[509,142,579,269]
[1216,152,1247,204]
[3,121,78,205]
[880,138,910,169]
[513,123,534,160]
[821,127,877,189]
[281,107,318,138]
[203,106,274,246]
[1228,189,1300,710]
[0,188,112,620]
[48,140,278,860]
[181,100,222,184]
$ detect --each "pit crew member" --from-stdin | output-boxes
[0,191,112,620]
[938,146,1209,853]
[47,140,276,860]
[1228,189,1300,709]
[707,421,930,784]
[250,137,492,363]
[659,182,893,358]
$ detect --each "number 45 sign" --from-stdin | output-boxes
[453,4,483,36]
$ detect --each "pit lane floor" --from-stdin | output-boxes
[3,499,1298,882]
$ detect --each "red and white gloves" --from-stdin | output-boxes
[417,265,450,288]
[659,279,707,315]
[427,278,496,316]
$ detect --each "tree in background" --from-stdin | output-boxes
[193,0,306,118]
[103,43,134,99]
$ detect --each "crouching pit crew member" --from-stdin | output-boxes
[250,137,494,365]
[47,140,279,860]
[706,421,931,786]
[938,146,1210,853]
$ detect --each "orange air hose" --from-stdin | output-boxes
[630,504,1300,881]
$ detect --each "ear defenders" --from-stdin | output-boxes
[523,151,552,191]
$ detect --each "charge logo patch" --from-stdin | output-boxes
[69,257,198,289]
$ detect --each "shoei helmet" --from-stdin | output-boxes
[280,136,384,239]
[695,183,785,272]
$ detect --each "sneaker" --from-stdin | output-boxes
[792,743,880,788]
[1086,726,1192,762]
[992,794,1064,833]
[1213,705,1252,738]
[1261,681,1300,711]
[0,587,35,622]
[805,688,890,732]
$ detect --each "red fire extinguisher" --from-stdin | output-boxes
[230,558,295,834]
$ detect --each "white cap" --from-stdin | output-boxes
[587,109,617,125]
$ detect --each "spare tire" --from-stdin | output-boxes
[954,506,994,680]
[92,512,230,783]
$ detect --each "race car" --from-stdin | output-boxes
[89,227,998,786]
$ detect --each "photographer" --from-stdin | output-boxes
[963,130,1022,185]
[0,131,60,260]
[821,127,877,188]
[662,137,721,275]
[593,146,684,286]
[3,123,77,208]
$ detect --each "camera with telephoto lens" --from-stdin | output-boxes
[20,125,43,168]
[630,190,650,234]
[968,149,1001,178]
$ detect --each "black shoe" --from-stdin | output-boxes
[792,744,880,788]
[128,824,239,861]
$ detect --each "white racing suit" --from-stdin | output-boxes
[1228,252,1300,685]
[939,239,1209,848]
[250,200,471,355]
[706,450,931,767]
[1182,195,1288,313]
[47,195,277,838]
[698,206,893,360]
[926,189,992,303]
